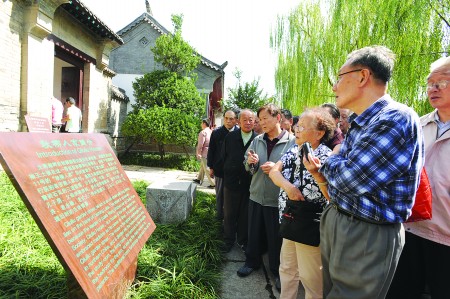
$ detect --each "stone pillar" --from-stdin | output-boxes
[20,1,68,131]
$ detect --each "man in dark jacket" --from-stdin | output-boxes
[207,110,237,220]
[222,109,256,252]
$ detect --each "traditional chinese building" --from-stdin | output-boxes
[109,1,227,125]
[0,0,128,138]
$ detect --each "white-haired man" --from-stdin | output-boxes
[387,56,450,299]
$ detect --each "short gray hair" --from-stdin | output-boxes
[429,56,450,75]
[347,45,395,84]
[238,109,255,120]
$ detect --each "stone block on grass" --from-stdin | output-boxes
[146,181,196,223]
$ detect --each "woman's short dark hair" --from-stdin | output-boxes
[301,108,336,144]
[281,109,293,120]
[202,118,210,127]
[321,103,340,119]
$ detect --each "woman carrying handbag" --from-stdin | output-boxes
[269,108,335,299]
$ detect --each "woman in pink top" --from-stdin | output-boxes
[194,119,215,188]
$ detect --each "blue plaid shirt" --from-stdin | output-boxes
[320,95,424,223]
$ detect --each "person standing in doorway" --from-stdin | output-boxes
[207,110,238,220]
[63,97,82,133]
[51,96,64,133]
[194,118,215,188]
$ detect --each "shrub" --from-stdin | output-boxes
[122,106,201,159]
[119,152,200,172]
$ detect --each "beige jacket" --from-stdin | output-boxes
[405,110,450,246]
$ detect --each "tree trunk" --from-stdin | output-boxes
[182,145,191,158]
[119,137,137,159]
[158,143,165,160]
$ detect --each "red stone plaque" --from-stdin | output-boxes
[0,133,156,299]
[25,115,52,132]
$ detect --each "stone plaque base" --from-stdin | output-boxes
[146,181,196,223]
[67,256,137,299]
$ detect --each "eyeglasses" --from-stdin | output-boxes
[427,80,450,91]
[295,125,316,132]
[334,69,363,84]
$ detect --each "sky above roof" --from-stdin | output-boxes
[81,0,300,98]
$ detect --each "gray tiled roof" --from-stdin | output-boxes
[117,13,226,72]
[61,0,123,44]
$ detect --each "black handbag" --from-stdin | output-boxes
[278,147,323,246]
[279,199,322,246]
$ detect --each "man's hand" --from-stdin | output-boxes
[209,168,214,178]
[303,155,329,200]
[261,161,275,174]
[247,150,259,165]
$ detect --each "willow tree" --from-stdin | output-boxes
[271,0,449,116]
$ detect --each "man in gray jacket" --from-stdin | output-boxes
[237,104,295,292]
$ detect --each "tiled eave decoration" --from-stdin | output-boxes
[103,67,116,78]
[111,85,129,102]
[61,0,123,45]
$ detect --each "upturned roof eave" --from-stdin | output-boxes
[117,12,226,73]
[62,0,123,45]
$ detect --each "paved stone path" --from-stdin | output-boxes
[123,165,305,298]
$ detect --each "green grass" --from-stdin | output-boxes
[0,173,223,298]
[0,172,67,298]
[129,181,223,298]
[119,152,200,172]
[133,180,150,205]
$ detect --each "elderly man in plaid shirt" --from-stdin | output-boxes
[305,46,424,299]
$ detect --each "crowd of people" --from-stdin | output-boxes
[193,45,449,299]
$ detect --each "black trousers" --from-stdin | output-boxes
[245,200,282,277]
[387,231,450,299]
[214,177,224,220]
[223,186,249,247]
